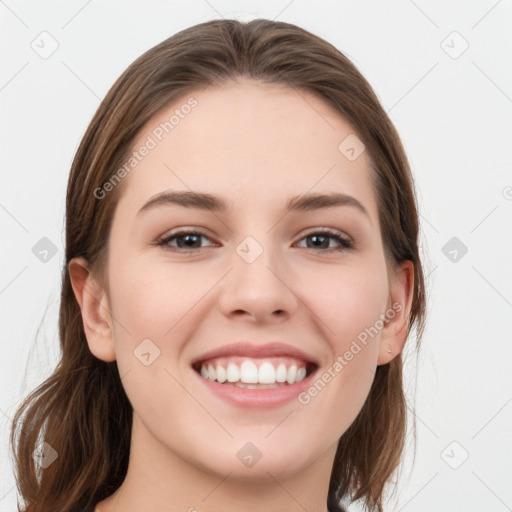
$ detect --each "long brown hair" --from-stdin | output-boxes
[10,18,426,512]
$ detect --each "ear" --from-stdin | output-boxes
[377,260,414,365]
[68,256,116,362]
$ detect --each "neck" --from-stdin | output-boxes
[96,413,336,512]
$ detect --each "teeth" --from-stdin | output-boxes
[216,364,227,383]
[296,367,306,382]
[240,360,258,383]
[276,363,287,382]
[198,359,309,385]
[286,364,297,384]
[226,363,240,383]
[258,362,275,384]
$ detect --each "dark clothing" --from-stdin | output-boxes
[329,500,348,512]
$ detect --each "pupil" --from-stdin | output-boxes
[309,235,328,249]
[179,234,200,248]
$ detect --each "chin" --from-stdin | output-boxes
[189,436,319,481]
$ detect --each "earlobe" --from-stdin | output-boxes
[377,260,415,365]
[68,256,116,362]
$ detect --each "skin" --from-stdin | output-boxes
[69,78,414,512]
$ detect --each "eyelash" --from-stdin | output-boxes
[155,228,354,253]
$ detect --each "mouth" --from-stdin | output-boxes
[192,356,318,389]
[189,342,320,408]
[191,355,319,408]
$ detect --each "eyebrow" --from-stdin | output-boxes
[137,190,370,220]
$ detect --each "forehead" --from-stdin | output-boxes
[116,79,378,221]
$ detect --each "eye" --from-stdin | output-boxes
[295,229,354,252]
[156,230,217,252]
[156,228,354,253]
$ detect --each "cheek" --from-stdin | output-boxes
[108,249,389,365]
[298,267,387,437]
[108,258,202,335]
[310,261,388,423]
[106,262,196,421]
[302,258,389,346]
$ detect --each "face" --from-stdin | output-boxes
[73,79,411,483]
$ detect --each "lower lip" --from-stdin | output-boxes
[192,368,317,409]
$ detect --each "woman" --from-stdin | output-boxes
[11,18,426,512]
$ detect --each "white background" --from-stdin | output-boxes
[1,1,511,510]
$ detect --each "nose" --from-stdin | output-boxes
[217,236,299,324]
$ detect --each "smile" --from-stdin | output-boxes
[192,356,319,408]
[193,356,315,386]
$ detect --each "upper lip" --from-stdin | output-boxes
[191,342,319,367]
